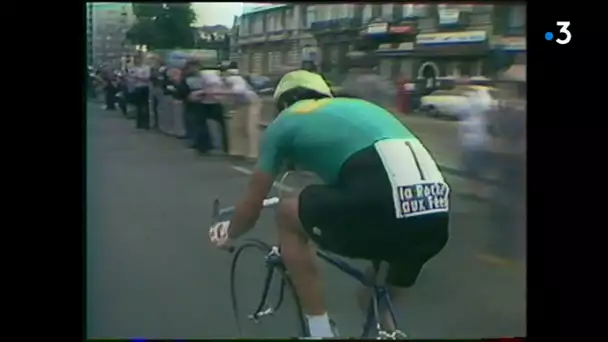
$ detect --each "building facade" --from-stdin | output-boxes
[357,4,526,93]
[238,4,318,75]
[90,3,136,69]
[193,25,230,63]
[87,3,94,67]
[236,4,526,88]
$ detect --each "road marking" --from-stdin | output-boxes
[231,165,522,269]
[475,253,522,268]
[231,165,296,193]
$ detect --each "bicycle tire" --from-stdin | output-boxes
[230,238,308,337]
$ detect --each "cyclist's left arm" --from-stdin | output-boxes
[228,117,291,239]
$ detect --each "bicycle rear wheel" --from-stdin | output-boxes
[230,238,307,337]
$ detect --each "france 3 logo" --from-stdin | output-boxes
[544,21,571,45]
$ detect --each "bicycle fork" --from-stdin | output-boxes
[249,247,285,323]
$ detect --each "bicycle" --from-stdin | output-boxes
[211,173,408,339]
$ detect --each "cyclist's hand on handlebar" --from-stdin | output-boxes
[208,221,234,250]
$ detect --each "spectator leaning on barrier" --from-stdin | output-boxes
[339,50,396,110]
[128,54,152,130]
[175,59,211,153]
[200,66,229,154]
[222,61,262,159]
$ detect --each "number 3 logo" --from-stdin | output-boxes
[556,21,571,45]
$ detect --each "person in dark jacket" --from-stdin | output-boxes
[115,73,129,117]
[102,73,117,110]
[175,60,211,153]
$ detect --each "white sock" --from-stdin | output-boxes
[306,313,334,338]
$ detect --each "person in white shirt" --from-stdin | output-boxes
[221,62,261,159]
[457,79,494,195]
[128,54,152,129]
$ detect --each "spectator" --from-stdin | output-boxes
[456,77,494,196]
[128,54,151,130]
[101,71,117,110]
[222,61,261,159]
[115,73,129,117]
[200,66,229,154]
[148,56,164,130]
[175,60,211,153]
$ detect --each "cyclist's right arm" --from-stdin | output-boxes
[227,117,293,240]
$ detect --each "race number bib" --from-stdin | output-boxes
[397,182,449,218]
[374,139,451,219]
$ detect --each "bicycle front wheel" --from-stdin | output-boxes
[230,238,307,337]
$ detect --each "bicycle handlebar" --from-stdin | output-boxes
[212,197,281,222]
[212,197,281,253]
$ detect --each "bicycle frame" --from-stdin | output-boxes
[213,197,404,338]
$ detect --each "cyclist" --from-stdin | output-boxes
[209,70,450,338]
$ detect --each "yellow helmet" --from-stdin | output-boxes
[273,70,333,101]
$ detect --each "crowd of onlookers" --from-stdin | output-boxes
[88,53,263,158]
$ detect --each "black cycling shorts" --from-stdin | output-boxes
[298,144,450,288]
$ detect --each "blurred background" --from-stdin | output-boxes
[86,2,526,340]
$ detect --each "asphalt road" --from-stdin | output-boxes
[86,103,525,339]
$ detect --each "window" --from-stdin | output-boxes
[381,4,393,18]
[285,9,293,29]
[267,14,275,32]
[403,4,427,18]
[344,5,355,17]
[240,17,248,36]
[508,5,525,28]
[362,5,372,22]
[253,16,263,34]
[330,5,340,20]
[306,6,316,27]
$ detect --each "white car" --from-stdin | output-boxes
[419,85,499,120]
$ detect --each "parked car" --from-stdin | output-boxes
[419,85,499,120]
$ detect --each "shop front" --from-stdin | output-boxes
[366,21,417,80]
[414,30,490,93]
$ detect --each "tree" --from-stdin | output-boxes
[126,3,197,50]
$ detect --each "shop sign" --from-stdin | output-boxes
[417,31,486,45]
[438,8,460,25]
[501,37,526,51]
[366,22,388,35]
[389,25,415,34]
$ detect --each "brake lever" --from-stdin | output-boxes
[212,198,235,253]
